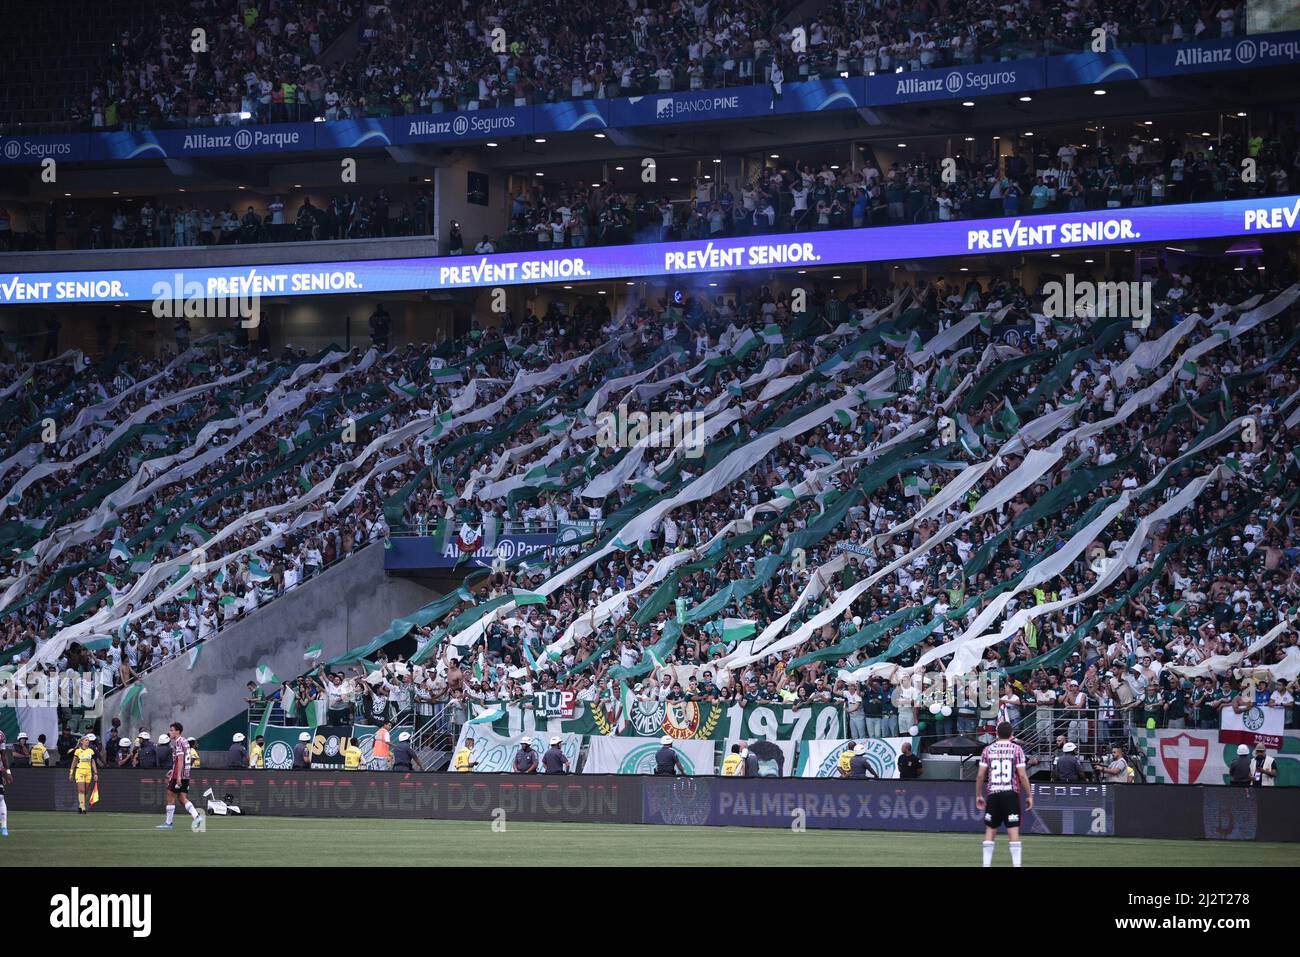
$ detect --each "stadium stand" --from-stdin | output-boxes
[0,0,1251,131]
[2,0,1299,802]
[3,255,1298,776]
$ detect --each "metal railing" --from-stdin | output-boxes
[1010,706,1130,768]
[408,702,459,771]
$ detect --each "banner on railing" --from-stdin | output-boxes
[452,726,582,773]
[1221,705,1286,749]
[795,737,913,779]
[583,736,716,775]
[256,723,393,770]
[1134,729,1300,785]
[486,700,844,741]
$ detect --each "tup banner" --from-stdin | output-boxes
[583,737,716,775]
[4,196,1299,304]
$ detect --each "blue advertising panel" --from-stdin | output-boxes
[88,123,317,161]
[867,59,1046,104]
[313,117,393,150]
[641,778,1113,834]
[534,99,614,133]
[384,533,557,571]
[0,133,91,165]
[1147,30,1300,76]
[395,106,530,146]
[2,195,1295,306]
[611,86,770,128]
[1045,45,1147,87]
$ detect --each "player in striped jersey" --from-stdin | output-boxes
[974,721,1033,868]
[156,722,204,831]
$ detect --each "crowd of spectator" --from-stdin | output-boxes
[2,248,1298,773]
[3,123,1294,255]
[31,0,1252,131]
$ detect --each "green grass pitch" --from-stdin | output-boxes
[2,812,1292,866]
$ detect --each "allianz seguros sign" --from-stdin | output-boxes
[868,60,1042,104]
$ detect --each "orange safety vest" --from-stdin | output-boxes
[373,728,391,760]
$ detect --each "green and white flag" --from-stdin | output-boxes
[248,559,272,582]
[254,663,280,686]
[832,408,858,428]
[760,323,784,346]
[468,703,506,725]
[186,644,203,671]
[995,397,1020,433]
[627,476,667,494]
[1179,360,1197,381]
[303,699,328,727]
[903,475,932,497]
[429,367,464,384]
[731,327,760,360]
[181,522,212,543]
[706,618,757,642]
[303,642,323,661]
[512,589,547,606]
[110,540,134,563]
